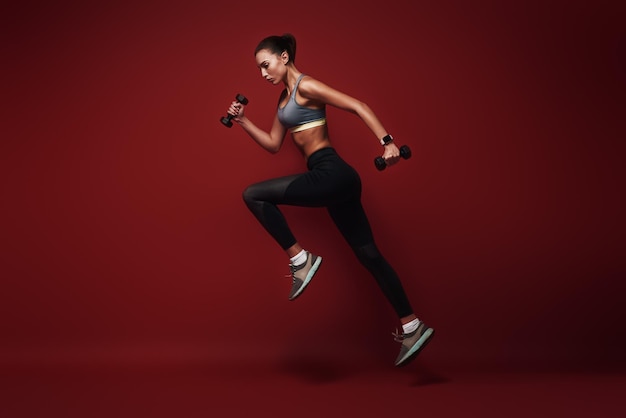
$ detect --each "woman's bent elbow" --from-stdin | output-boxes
[267,141,282,154]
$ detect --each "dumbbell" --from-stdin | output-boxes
[374,145,412,171]
[220,94,249,127]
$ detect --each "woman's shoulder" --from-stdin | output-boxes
[297,74,326,95]
[299,73,318,85]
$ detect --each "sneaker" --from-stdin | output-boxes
[287,252,322,301]
[393,321,435,367]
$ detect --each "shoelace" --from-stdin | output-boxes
[285,264,297,283]
[392,329,406,343]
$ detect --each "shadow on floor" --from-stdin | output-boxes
[277,352,357,384]
[405,363,451,387]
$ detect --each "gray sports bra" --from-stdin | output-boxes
[277,74,326,132]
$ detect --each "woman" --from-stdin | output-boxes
[225,33,434,367]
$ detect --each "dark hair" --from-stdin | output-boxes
[254,33,297,64]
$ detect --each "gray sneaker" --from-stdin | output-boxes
[288,252,322,301]
[393,321,435,367]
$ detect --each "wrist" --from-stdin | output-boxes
[380,134,394,146]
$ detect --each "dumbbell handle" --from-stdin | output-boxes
[221,113,236,127]
[374,145,412,171]
[220,94,249,128]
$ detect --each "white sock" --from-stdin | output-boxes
[290,249,308,266]
[402,318,420,334]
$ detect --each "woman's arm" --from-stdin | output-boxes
[298,77,401,163]
[228,101,287,154]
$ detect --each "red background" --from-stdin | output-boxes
[2,0,625,382]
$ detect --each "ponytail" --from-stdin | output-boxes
[255,33,298,64]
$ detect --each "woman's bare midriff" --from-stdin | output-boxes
[292,125,332,160]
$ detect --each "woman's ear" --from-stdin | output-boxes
[281,51,289,64]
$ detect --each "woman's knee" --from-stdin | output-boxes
[243,185,269,216]
[353,243,382,266]
[242,184,257,205]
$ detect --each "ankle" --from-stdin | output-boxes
[289,249,307,266]
[402,318,420,334]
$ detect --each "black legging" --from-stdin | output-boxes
[242,147,413,318]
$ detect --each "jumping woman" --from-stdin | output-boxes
[225,33,434,366]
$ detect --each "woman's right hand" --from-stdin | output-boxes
[227,101,245,123]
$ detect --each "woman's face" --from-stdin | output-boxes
[255,49,287,85]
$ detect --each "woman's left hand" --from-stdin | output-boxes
[382,143,401,167]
